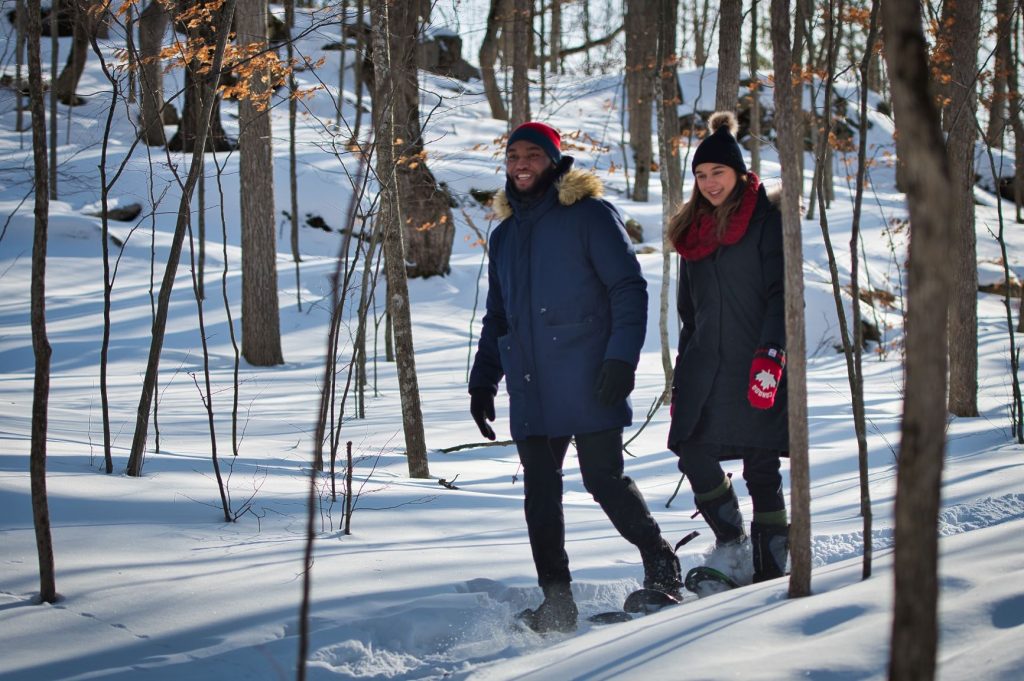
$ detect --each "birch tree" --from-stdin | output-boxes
[656,0,682,396]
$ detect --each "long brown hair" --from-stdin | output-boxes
[666,173,750,247]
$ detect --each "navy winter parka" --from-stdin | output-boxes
[469,161,647,440]
[666,185,789,456]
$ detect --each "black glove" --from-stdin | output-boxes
[594,359,635,407]
[469,388,496,440]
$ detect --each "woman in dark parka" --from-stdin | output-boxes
[667,111,790,586]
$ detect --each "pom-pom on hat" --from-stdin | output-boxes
[691,111,747,175]
[507,121,562,165]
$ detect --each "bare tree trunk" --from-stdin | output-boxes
[386,6,456,278]
[287,0,302,311]
[27,0,58,604]
[510,0,531,126]
[881,2,954,679]
[480,0,509,121]
[691,0,711,67]
[850,0,880,580]
[770,0,811,600]
[353,0,366,140]
[54,0,94,105]
[48,0,58,199]
[656,0,681,400]
[986,0,1012,146]
[1010,10,1024,225]
[337,0,347,126]
[126,0,239,477]
[748,0,761,175]
[943,0,981,418]
[791,0,808,183]
[549,0,561,73]
[715,0,742,111]
[237,0,284,367]
[16,0,26,135]
[138,0,169,146]
[371,0,429,479]
[626,0,656,202]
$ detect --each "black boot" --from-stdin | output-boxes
[752,522,789,582]
[641,540,682,598]
[517,582,578,633]
[695,479,746,546]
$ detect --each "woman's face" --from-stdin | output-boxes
[694,163,738,207]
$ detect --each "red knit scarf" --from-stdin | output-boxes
[675,173,761,261]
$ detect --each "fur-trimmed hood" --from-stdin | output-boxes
[492,169,605,220]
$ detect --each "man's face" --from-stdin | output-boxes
[506,140,553,193]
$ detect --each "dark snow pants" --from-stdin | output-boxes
[677,444,786,516]
[515,428,666,588]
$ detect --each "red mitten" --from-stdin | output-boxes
[748,346,786,409]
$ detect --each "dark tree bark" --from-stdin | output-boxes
[26,0,58,604]
[881,2,955,680]
[986,0,1012,146]
[53,0,95,106]
[371,0,429,479]
[690,0,712,67]
[715,0,742,111]
[747,0,761,175]
[625,0,656,202]
[549,0,561,73]
[380,4,456,278]
[770,0,811,599]
[510,0,531,126]
[1008,8,1024,225]
[850,0,880,580]
[237,0,284,366]
[942,0,981,418]
[479,0,509,121]
[138,0,170,146]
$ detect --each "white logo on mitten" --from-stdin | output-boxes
[753,369,777,395]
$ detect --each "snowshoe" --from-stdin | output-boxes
[684,565,740,598]
[588,587,683,625]
[623,587,682,614]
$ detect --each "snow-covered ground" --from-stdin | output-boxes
[1,8,1023,681]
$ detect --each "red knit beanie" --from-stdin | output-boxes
[507,122,562,164]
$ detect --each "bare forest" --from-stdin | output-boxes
[2,2,1023,680]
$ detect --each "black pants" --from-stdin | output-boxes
[516,428,666,588]
[677,444,786,516]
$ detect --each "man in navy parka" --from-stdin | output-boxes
[468,122,680,633]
